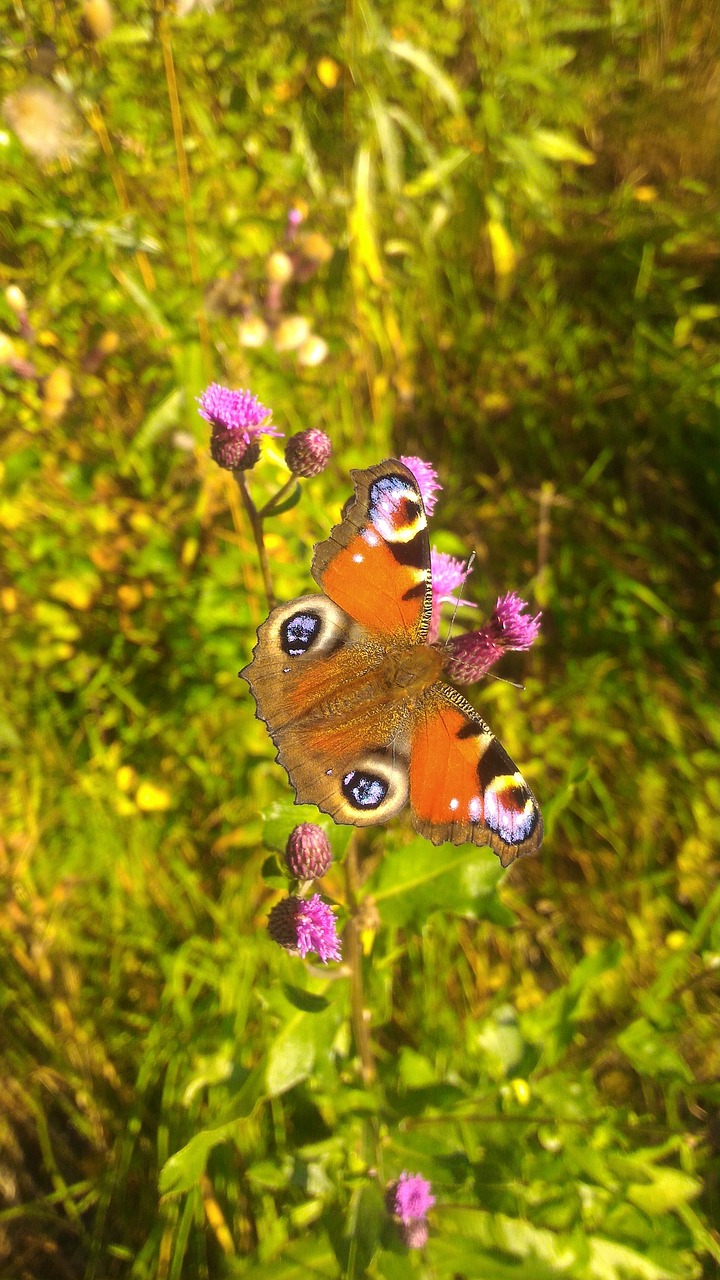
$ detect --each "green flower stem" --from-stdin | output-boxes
[234,471,276,611]
[258,475,299,519]
[344,833,376,1087]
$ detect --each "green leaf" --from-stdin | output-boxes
[532,128,596,165]
[473,1004,526,1078]
[628,1164,700,1215]
[159,1063,266,1195]
[224,1233,340,1277]
[281,984,330,1014]
[366,836,503,926]
[587,1235,694,1280]
[265,996,341,1097]
[438,1208,692,1280]
[262,484,301,518]
[386,39,463,114]
[522,943,623,1064]
[367,88,403,195]
[129,388,184,457]
[159,1123,235,1198]
[617,1019,693,1082]
[403,147,470,198]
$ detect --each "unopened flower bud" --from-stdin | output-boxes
[0,332,17,364]
[211,434,260,471]
[238,315,269,348]
[297,334,328,367]
[298,232,334,264]
[266,251,294,284]
[285,823,333,879]
[399,1219,429,1249]
[274,315,311,352]
[5,285,27,315]
[83,0,114,39]
[284,428,332,478]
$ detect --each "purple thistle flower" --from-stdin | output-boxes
[444,591,541,683]
[393,1172,436,1222]
[428,549,476,643]
[284,428,332,478]
[285,823,333,880]
[400,455,441,516]
[197,382,281,471]
[386,1172,435,1249]
[267,894,341,963]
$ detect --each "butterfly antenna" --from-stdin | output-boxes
[486,672,525,690]
[444,552,476,646]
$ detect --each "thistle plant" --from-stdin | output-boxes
[198,381,542,1242]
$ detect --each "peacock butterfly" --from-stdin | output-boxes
[242,459,543,866]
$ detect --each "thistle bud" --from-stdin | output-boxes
[273,315,311,352]
[284,428,331,478]
[266,251,294,284]
[285,823,333,879]
[238,315,269,348]
[211,434,260,471]
[5,285,27,315]
[297,334,328,367]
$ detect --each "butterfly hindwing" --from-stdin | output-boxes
[312,460,432,640]
[409,685,543,866]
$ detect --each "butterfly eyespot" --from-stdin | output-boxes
[368,474,426,546]
[280,610,322,657]
[484,775,537,845]
[342,769,388,810]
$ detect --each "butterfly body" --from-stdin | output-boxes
[242,460,543,866]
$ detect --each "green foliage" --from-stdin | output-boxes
[0,0,718,1277]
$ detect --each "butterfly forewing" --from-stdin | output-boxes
[312,461,433,640]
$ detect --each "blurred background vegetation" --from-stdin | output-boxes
[1,0,719,1276]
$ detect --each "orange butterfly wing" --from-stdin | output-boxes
[409,687,543,866]
[243,458,543,864]
[312,460,432,639]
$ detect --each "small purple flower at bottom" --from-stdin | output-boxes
[386,1172,435,1250]
[400,455,441,517]
[400,1218,429,1249]
[267,894,341,963]
[197,382,281,471]
[428,549,476,643]
[444,591,541,683]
